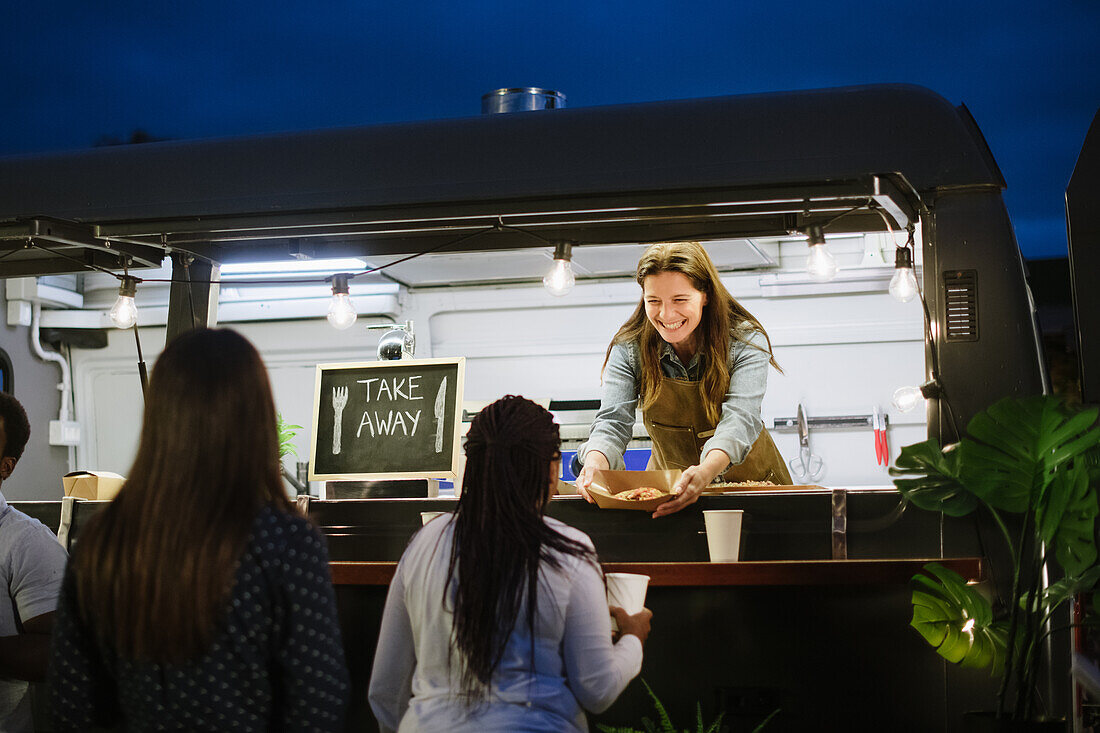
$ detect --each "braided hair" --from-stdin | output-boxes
[445,395,597,703]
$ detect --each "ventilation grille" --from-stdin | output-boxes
[944,270,979,342]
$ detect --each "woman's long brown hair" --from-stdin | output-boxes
[446,396,597,703]
[603,242,781,425]
[72,328,291,663]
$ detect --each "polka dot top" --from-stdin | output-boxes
[49,505,349,732]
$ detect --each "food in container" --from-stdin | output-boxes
[585,469,680,511]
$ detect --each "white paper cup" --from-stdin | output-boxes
[420,511,446,526]
[606,572,650,631]
[703,510,744,562]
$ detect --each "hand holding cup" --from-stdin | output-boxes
[610,606,652,643]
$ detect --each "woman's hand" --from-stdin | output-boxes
[651,449,730,518]
[576,451,610,503]
[610,606,652,644]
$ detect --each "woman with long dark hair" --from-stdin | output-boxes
[369,395,651,732]
[577,241,791,517]
[50,328,349,731]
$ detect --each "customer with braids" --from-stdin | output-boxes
[369,395,651,732]
[49,328,349,731]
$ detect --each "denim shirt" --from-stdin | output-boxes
[580,328,771,469]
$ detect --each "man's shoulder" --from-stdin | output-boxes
[0,507,63,552]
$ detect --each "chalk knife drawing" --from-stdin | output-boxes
[331,385,348,455]
[433,377,447,453]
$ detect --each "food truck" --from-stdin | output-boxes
[0,84,1094,730]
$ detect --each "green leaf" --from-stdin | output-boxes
[1042,565,1100,613]
[890,439,976,516]
[276,413,303,461]
[751,709,781,733]
[703,711,724,733]
[959,397,1100,514]
[910,563,1004,672]
[641,680,676,733]
[1042,463,1099,576]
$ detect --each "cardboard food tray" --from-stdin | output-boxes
[588,469,682,511]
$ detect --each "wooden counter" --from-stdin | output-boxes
[329,557,981,586]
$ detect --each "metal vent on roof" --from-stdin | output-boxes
[944,270,979,342]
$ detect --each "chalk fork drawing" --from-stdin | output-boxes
[433,377,447,453]
[331,385,348,455]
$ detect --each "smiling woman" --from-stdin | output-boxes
[576,242,792,517]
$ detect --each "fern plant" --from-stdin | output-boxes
[596,679,778,733]
[276,413,302,461]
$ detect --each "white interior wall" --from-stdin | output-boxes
[68,266,926,490]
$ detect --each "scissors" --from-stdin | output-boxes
[788,403,824,483]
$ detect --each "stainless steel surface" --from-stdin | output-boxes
[772,413,886,431]
[481,87,566,114]
[831,488,848,560]
[374,322,415,360]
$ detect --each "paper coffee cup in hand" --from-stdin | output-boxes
[606,572,649,631]
[703,510,744,562]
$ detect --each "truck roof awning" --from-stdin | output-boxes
[0,84,1004,276]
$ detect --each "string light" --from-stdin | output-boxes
[804,225,837,282]
[892,380,943,412]
[326,273,357,330]
[889,245,919,302]
[108,276,139,329]
[543,241,576,296]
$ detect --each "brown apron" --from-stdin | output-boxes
[642,375,793,484]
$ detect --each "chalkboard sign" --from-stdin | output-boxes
[308,357,465,481]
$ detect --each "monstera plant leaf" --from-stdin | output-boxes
[890,439,976,517]
[1038,565,1100,616]
[1036,462,1099,576]
[959,397,1100,514]
[911,563,1006,672]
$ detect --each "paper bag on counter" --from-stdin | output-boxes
[62,471,125,501]
[587,469,681,511]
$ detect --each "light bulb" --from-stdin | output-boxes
[892,385,923,413]
[806,244,837,282]
[804,225,837,282]
[327,274,357,330]
[889,246,918,302]
[889,268,919,302]
[109,276,139,329]
[543,242,576,296]
[543,259,575,296]
[327,294,357,330]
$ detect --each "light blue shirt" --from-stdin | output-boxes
[368,516,642,733]
[580,328,771,470]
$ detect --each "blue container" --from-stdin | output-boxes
[560,449,652,480]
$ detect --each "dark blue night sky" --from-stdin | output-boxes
[5,1,1098,259]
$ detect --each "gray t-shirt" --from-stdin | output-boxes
[0,492,68,733]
